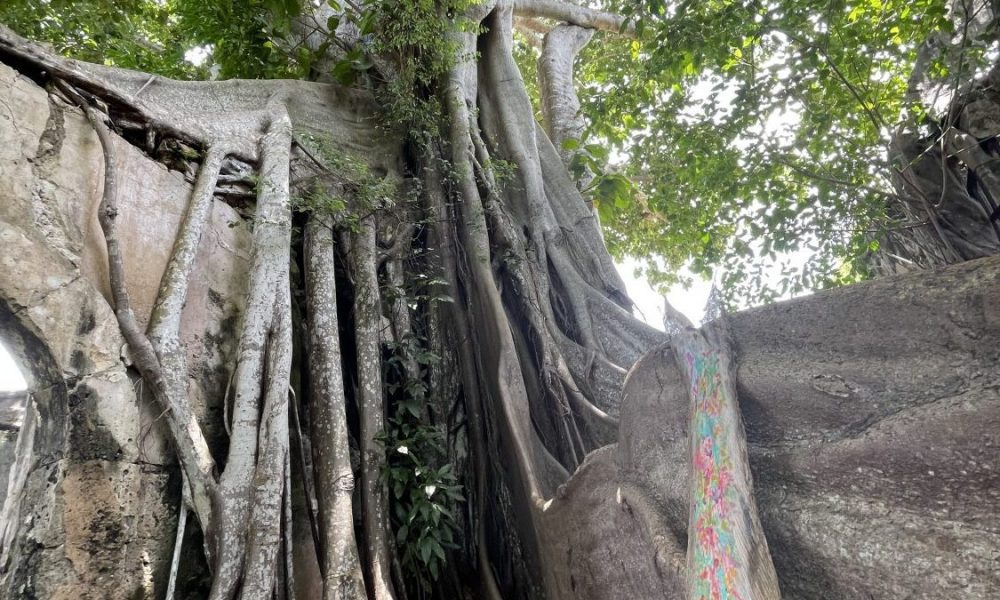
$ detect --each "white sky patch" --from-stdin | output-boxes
[687,75,739,122]
[616,257,712,328]
[184,45,213,68]
[613,31,816,322]
[0,342,26,392]
[617,247,813,332]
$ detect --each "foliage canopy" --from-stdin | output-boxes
[571,0,994,304]
[2,0,991,305]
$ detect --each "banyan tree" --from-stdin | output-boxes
[0,1,997,599]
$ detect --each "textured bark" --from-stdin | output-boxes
[351,215,396,600]
[670,323,779,599]
[55,80,222,537]
[231,116,294,600]
[0,5,997,600]
[305,216,368,600]
[541,257,1000,599]
[870,1,1000,273]
[873,125,1000,274]
[206,112,295,600]
[0,58,250,598]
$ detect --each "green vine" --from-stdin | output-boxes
[329,0,484,141]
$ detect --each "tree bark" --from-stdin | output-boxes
[0,6,996,600]
[870,0,1000,273]
[351,214,397,600]
[305,216,368,600]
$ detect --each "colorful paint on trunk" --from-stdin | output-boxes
[684,349,746,600]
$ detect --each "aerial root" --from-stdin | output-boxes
[304,214,369,600]
[208,113,294,600]
[165,495,189,600]
[55,78,220,535]
[351,214,397,600]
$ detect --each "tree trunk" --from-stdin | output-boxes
[542,256,1000,599]
[0,5,997,599]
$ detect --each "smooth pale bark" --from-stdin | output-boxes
[165,502,189,600]
[1,4,659,595]
[538,24,593,171]
[147,145,228,528]
[512,0,633,35]
[446,23,547,505]
[60,82,219,533]
[241,294,293,600]
[148,145,227,343]
[305,216,368,600]
[209,114,294,600]
[351,215,396,600]
[236,116,295,600]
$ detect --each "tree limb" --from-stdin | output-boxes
[512,0,634,35]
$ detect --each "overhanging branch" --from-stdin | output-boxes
[512,0,634,35]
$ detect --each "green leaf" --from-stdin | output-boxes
[560,137,580,151]
[331,59,357,85]
[584,144,610,163]
[431,539,445,561]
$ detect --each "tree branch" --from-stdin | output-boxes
[512,0,634,35]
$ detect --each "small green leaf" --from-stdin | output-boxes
[331,59,357,84]
[561,137,580,151]
[584,144,610,162]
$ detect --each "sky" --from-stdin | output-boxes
[0,342,26,392]
[615,257,711,328]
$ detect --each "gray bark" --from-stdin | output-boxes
[351,215,396,600]
[541,256,1000,600]
[305,216,368,600]
[538,24,593,173]
[0,5,997,600]
[871,0,1000,273]
[512,0,633,35]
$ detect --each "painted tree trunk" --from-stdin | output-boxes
[671,322,780,600]
[540,256,1000,600]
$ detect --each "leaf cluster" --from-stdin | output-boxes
[6,0,990,306]
[536,0,994,305]
[1,0,202,78]
[291,131,397,223]
[378,331,464,592]
[378,423,463,587]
